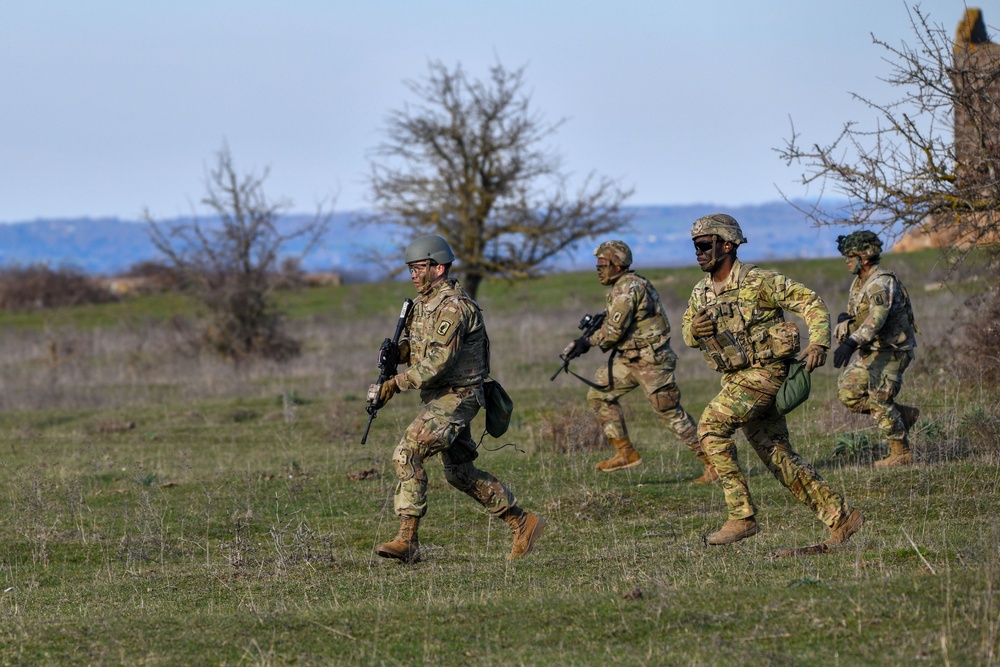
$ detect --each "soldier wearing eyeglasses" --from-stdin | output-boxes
[371,234,545,564]
[681,213,863,548]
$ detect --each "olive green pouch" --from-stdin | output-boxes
[775,360,811,415]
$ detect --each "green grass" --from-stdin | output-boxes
[1,248,998,665]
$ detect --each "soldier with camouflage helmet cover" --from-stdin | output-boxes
[372,234,545,564]
[561,240,715,481]
[681,213,863,547]
[833,230,919,467]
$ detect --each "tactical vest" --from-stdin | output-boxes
[847,268,917,350]
[613,273,671,354]
[408,280,488,388]
[694,264,800,373]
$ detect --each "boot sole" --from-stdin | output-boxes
[376,546,420,564]
[705,523,761,546]
[510,517,547,560]
[597,458,643,473]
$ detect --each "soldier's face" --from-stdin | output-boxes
[596,258,624,285]
[694,235,724,273]
[408,261,445,293]
[846,253,863,275]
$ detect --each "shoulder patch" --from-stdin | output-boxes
[612,311,623,324]
[872,292,886,306]
[436,319,454,337]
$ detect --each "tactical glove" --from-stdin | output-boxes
[562,336,591,360]
[797,343,828,372]
[691,309,716,339]
[833,338,858,368]
[833,313,854,344]
[368,379,399,408]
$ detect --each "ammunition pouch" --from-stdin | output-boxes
[698,330,750,372]
[754,321,801,362]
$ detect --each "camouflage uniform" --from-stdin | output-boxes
[391,278,515,518]
[836,267,917,442]
[682,259,851,528]
[586,271,701,452]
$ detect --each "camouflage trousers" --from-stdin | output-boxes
[390,385,515,519]
[586,344,699,451]
[699,363,849,527]
[838,348,914,441]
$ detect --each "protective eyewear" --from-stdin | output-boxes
[407,262,433,275]
[694,240,717,252]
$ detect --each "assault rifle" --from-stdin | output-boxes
[550,312,605,381]
[360,298,413,445]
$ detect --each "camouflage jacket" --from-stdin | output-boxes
[395,279,488,392]
[588,271,672,354]
[846,267,916,351]
[682,259,830,370]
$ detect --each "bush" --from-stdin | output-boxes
[0,265,117,311]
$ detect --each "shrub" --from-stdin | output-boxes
[0,264,117,311]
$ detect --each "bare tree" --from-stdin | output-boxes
[778,5,1000,256]
[365,60,633,298]
[147,144,332,362]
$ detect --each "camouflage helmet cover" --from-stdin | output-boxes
[690,213,748,245]
[836,230,882,260]
[593,240,633,267]
[404,234,456,265]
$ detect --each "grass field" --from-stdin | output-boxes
[1,250,998,665]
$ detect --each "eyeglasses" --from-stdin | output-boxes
[596,261,611,270]
[408,262,432,275]
[694,240,717,252]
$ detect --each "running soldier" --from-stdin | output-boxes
[681,214,863,547]
[833,230,919,466]
[372,234,545,563]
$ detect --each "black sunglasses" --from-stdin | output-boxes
[694,240,717,252]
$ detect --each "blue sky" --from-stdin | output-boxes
[0,0,978,222]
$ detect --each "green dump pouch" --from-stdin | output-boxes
[483,379,513,438]
[776,359,811,415]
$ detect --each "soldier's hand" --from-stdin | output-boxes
[691,309,716,339]
[833,339,858,368]
[798,343,827,372]
[398,340,411,364]
[368,379,398,407]
[562,336,591,360]
[833,313,853,343]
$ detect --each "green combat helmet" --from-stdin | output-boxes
[690,213,749,245]
[836,230,883,260]
[404,234,456,265]
[594,240,633,267]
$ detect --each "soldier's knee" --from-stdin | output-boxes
[838,389,867,412]
[650,385,681,413]
[392,445,425,483]
[443,461,475,491]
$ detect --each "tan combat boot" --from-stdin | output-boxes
[503,507,547,560]
[875,438,913,467]
[897,404,921,431]
[824,507,863,546]
[376,515,420,563]
[694,452,720,484]
[705,517,760,546]
[596,437,642,472]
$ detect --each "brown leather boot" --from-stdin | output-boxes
[693,452,720,484]
[376,515,420,563]
[897,404,921,431]
[875,438,912,467]
[705,517,760,546]
[596,437,642,472]
[503,507,547,560]
[824,507,863,546]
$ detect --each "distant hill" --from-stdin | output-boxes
[0,202,859,279]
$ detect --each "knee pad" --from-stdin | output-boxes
[650,385,681,413]
[392,445,422,482]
